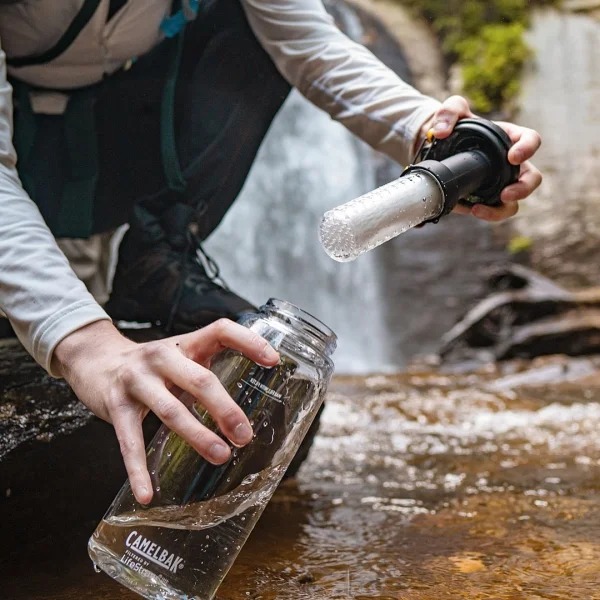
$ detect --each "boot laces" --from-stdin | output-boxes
[189,228,231,292]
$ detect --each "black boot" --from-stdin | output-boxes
[107,204,321,479]
[106,204,256,333]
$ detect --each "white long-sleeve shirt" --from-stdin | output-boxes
[0,0,440,375]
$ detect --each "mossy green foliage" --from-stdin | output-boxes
[457,22,531,113]
[508,234,533,254]
[398,0,538,113]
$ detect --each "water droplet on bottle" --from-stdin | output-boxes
[155,486,161,492]
[93,564,101,574]
[206,534,210,539]
[263,421,268,427]
[166,451,171,457]
[237,382,243,388]
[227,477,231,482]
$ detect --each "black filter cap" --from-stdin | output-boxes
[426,118,519,208]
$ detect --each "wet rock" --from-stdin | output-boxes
[0,323,319,564]
[0,337,160,562]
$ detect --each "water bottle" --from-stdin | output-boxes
[88,299,337,600]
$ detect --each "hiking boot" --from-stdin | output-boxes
[106,220,256,333]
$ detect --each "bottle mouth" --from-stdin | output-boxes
[261,298,337,355]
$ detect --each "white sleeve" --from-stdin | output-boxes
[240,0,441,166]
[0,45,110,376]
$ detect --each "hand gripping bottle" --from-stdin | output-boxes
[89,299,336,600]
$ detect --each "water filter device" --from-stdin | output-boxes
[319,118,519,262]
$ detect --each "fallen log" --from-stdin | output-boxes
[440,264,600,363]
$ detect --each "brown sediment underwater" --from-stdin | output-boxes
[4,355,600,599]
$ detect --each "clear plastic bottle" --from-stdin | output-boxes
[319,171,444,262]
[88,299,336,600]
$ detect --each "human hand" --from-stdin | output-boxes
[420,95,542,222]
[52,319,279,504]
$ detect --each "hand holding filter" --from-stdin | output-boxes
[319,119,519,262]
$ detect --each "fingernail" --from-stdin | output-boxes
[433,121,450,135]
[504,190,517,202]
[262,344,279,362]
[234,422,253,445]
[512,149,524,163]
[138,485,151,503]
[210,443,230,463]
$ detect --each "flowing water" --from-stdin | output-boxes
[6,355,600,599]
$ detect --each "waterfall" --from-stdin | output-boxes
[204,91,393,373]
[204,2,507,373]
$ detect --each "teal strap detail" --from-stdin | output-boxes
[7,0,102,68]
[161,0,199,38]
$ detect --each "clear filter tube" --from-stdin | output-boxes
[319,171,444,262]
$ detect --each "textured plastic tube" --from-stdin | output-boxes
[319,171,444,262]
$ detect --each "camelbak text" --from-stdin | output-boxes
[125,531,185,573]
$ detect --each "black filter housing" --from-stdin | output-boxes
[404,118,520,221]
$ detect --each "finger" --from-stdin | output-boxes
[112,407,153,504]
[137,378,233,465]
[500,162,543,202]
[150,346,254,447]
[507,130,542,165]
[496,122,541,165]
[177,319,279,367]
[432,95,474,139]
[472,201,519,223]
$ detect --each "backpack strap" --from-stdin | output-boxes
[7,0,102,68]
[159,0,200,193]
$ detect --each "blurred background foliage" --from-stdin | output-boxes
[396,0,558,113]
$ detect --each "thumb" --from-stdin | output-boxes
[432,95,474,139]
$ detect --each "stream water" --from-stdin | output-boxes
[5,356,600,599]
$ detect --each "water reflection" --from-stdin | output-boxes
[221,356,600,599]
[5,356,600,599]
